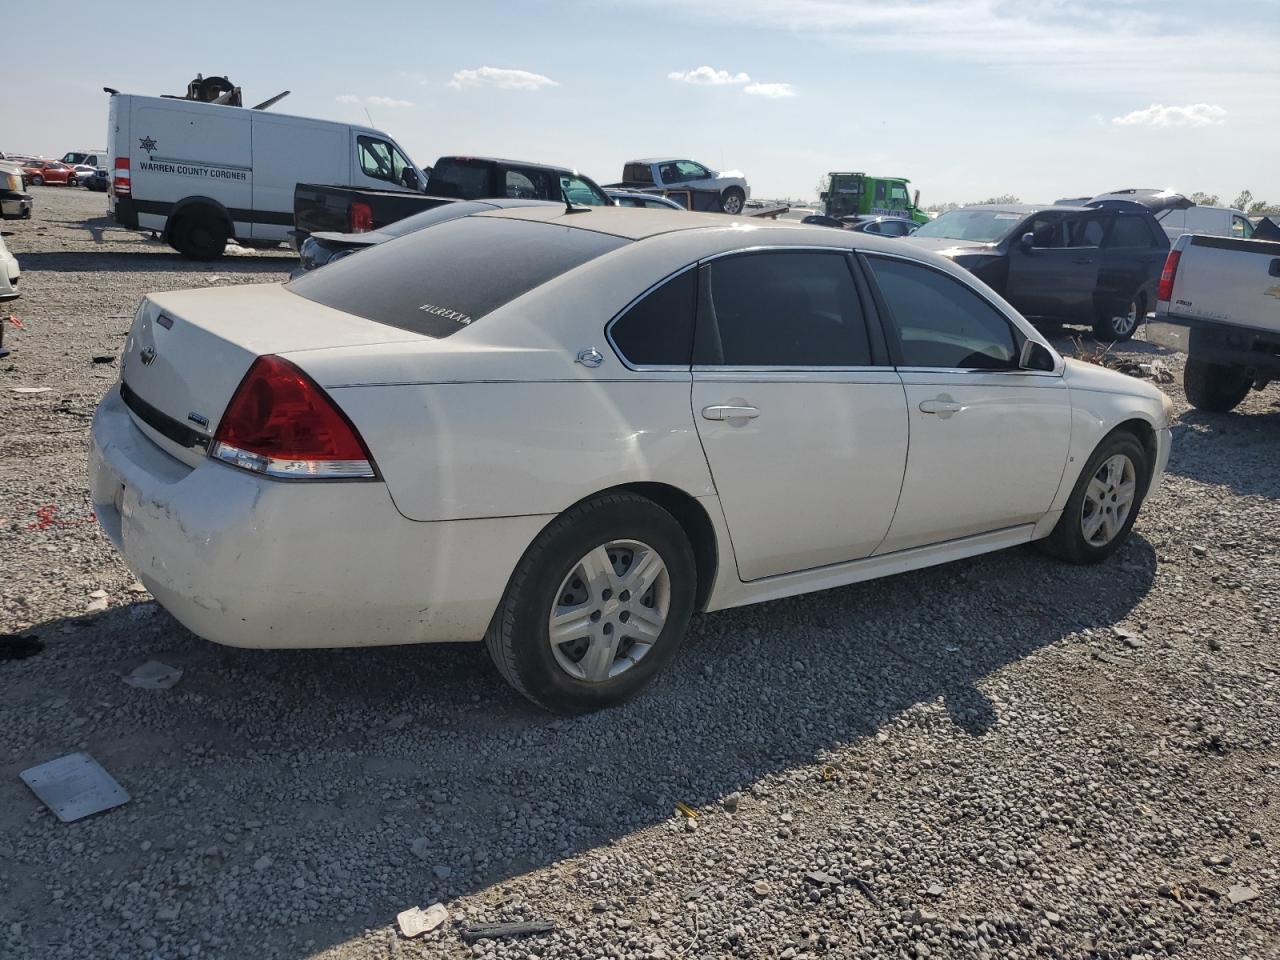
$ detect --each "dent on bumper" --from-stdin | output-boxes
[89,387,551,649]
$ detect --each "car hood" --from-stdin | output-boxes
[1062,357,1165,402]
[903,236,999,257]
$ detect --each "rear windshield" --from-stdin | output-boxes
[286,216,628,338]
[913,209,1029,243]
[426,161,491,199]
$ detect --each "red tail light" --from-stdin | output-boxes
[113,156,131,197]
[349,201,373,232]
[1157,250,1181,303]
[210,355,377,479]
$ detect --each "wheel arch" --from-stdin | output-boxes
[614,482,719,612]
[1103,417,1158,487]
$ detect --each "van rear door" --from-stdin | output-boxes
[132,101,252,236]
[250,114,349,240]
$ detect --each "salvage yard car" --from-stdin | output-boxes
[21,159,75,186]
[1,162,33,219]
[907,200,1170,341]
[609,158,749,213]
[90,208,1172,713]
[1147,233,1280,412]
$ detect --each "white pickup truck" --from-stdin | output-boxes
[608,158,750,214]
[1148,233,1280,412]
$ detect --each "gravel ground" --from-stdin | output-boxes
[2,187,1278,960]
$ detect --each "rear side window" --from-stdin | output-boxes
[609,269,696,367]
[868,257,1018,370]
[287,217,628,338]
[695,252,872,367]
[1108,215,1157,247]
[428,161,491,199]
[623,163,654,184]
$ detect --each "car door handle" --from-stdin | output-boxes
[1071,257,1095,265]
[918,397,964,418]
[701,404,759,421]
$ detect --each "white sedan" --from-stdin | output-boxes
[89,207,1173,713]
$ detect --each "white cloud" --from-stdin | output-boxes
[667,66,751,85]
[1111,103,1226,127]
[744,82,796,98]
[448,66,559,91]
[336,94,415,108]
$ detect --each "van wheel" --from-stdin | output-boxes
[1183,357,1252,412]
[1093,295,1142,341]
[484,493,697,714]
[170,212,228,260]
[721,187,745,215]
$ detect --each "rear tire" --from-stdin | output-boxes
[1183,356,1252,412]
[31,175,43,186]
[484,492,697,714]
[1093,295,1142,342]
[1038,432,1149,564]
[169,211,228,260]
[721,187,745,215]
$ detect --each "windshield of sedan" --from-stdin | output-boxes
[912,209,1028,243]
[287,216,628,338]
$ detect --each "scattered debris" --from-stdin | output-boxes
[459,920,555,943]
[0,633,43,661]
[397,903,448,938]
[7,315,23,328]
[91,355,115,364]
[721,792,740,813]
[805,870,842,886]
[12,387,52,394]
[86,597,109,614]
[123,660,183,690]
[674,800,698,820]
[926,883,945,898]
[1227,885,1260,906]
[20,753,130,822]
[751,879,771,897]
[851,876,882,906]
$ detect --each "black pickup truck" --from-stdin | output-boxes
[292,156,612,246]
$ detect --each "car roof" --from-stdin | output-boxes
[475,205,915,247]
[630,158,693,165]
[434,156,590,176]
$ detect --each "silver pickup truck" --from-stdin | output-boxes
[1148,233,1280,412]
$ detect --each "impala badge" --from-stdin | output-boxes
[139,346,157,366]
[576,347,604,368]
[187,412,210,429]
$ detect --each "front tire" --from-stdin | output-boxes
[721,187,745,215]
[1038,432,1149,564]
[1183,357,1252,412]
[1093,295,1142,341]
[31,175,43,186]
[484,493,697,714]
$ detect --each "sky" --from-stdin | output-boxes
[5,0,1278,206]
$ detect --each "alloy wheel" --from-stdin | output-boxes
[1081,454,1137,547]
[548,539,670,682]
[1111,300,1139,337]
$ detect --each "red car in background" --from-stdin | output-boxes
[21,160,75,186]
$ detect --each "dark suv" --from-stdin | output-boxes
[906,200,1173,340]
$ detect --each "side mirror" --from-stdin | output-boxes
[819,191,829,201]
[1019,339,1056,372]
[1019,231,1035,251]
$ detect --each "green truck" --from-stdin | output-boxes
[820,172,928,224]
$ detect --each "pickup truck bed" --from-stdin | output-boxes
[1149,233,1280,412]
[292,184,452,247]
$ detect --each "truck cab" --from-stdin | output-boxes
[822,173,927,224]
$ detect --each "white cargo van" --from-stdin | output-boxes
[1155,205,1254,242]
[107,92,425,259]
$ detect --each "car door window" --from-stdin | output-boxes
[1106,215,1155,248]
[675,160,709,181]
[358,136,411,186]
[506,170,539,199]
[1067,214,1107,247]
[695,252,872,367]
[868,256,1019,370]
[1028,216,1067,248]
[1232,215,1254,238]
[609,269,697,367]
[560,174,607,205]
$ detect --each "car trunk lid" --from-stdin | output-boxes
[119,283,427,468]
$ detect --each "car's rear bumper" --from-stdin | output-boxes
[88,386,550,649]
[1148,317,1280,376]
[1,193,32,219]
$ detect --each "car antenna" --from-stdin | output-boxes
[561,187,591,215]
